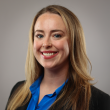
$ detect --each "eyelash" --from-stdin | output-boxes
[35,34,44,38]
[54,34,62,38]
[35,34,62,39]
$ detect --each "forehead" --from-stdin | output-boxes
[34,12,67,31]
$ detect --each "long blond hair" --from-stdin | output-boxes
[7,5,93,110]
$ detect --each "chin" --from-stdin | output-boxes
[42,63,57,70]
[43,65,55,69]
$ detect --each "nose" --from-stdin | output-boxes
[42,37,52,48]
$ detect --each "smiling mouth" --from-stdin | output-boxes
[41,51,58,59]
[42,52,57,56]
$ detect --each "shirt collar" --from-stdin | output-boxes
[30,74,68,96]
[55,79,68,95]
[30,75,43,95]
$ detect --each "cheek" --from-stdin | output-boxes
[33,40,42,59]
[33,40,37,49]
[33,39,41,51]
[63,41,69,55]
[54,40,69,55]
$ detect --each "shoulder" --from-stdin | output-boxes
[91,85,110,102]
[10,80,25,96]
[90,85,110,110]
[5,81,25,110]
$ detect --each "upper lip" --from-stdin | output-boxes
[40,51,58,53]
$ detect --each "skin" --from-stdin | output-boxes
[33,12,70,103]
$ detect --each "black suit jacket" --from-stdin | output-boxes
[6,81,110,110]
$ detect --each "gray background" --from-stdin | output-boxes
[0,0,110,109]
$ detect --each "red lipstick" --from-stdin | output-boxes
[40,51,58,59]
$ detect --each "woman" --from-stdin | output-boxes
[6,5,110,110]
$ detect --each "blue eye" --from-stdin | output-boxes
[54,34,61,38]
[36,34,43,38]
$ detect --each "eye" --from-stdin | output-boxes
[35,34,44,38]
[54,34,62,38]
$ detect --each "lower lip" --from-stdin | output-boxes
[41,52,58,59]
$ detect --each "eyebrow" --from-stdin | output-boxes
[34,29,65,34]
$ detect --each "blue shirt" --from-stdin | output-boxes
[27,75,68,110]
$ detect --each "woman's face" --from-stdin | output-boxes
[33,12,69,69]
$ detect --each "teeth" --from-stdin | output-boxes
[43,53,54,56]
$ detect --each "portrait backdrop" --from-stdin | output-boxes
[0,0,110,110]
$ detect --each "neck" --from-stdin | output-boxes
[41,62,69,89]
